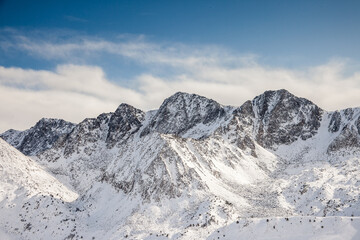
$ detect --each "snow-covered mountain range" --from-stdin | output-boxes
[1,89,360,239]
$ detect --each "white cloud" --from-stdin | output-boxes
[135,59,360,111]
[1,30,360,132]
[0,65,146,131]
[0,65,143,103]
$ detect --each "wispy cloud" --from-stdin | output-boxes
[1,29,360,132]
[0,29,251,68]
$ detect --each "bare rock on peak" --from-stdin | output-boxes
[141,92,227,137]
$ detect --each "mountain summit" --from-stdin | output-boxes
[141,92,227,137]
[251,89,323,148]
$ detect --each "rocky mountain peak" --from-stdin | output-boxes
[165,91,191,100]
[34,118,75,132]
[253,89,304,118]
[106,103,145,147]
[0,118,75,156]
[56,104,146,157]
[115,103,138,113]
[113,103,145,123]
[141,92,227,137]
[252,89,323,148]
[159,91,222,113]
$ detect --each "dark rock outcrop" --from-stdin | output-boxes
[0,118,75,155]
[252,89,323,148]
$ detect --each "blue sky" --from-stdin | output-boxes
[0,0,360,131]
[1,0,360,68]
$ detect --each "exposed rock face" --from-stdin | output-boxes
[141,92,227,137]
[252,89,323,149]
[106,103,145,147]
[356,116,360,135]
[221,100,257,157]
[328,111,342,133]
[327,108,360,153]
[55,103,145,158]
[0,118,75,156]
[328,125,360,152]
[60,113,112,158]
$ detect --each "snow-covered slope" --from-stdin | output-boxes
[208,216,360,240]
[1,89,360,239]
[0,138,77,200]
[0,139,78,239]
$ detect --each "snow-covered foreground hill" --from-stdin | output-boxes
[208,216,360,240]
[0,139,78,239]
[1,89,360,239]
